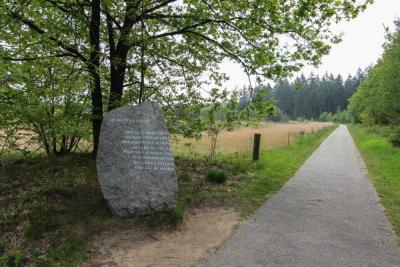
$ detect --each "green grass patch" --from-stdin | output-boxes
[348,124,400,239]
[0,153,106,266]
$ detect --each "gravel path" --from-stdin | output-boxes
[202,125,400,267]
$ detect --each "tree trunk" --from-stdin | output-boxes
[88,0,103,158]
[108,44,129,111]
[107,2,136,111]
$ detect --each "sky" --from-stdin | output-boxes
[218,0,400,90]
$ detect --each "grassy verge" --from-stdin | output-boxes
[176,125,337,217]
[348,124,400,239]
[0,125,337,266]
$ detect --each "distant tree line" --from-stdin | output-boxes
[239,70,366,121]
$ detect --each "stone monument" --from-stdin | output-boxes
[97,101,177,217]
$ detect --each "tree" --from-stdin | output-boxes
[204,86,274,158]
[264,71,365,120]
[1,0,372,156]
[204,89,240,158]
[349,25,400,126]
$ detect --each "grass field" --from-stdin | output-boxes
[0,124,337,266]
[348,124,400,240]
[172,121,333,156]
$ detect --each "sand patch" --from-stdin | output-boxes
[89,208,239,267]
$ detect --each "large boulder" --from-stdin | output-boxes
[97,101,177,217]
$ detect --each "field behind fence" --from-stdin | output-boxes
[172,122,333,156]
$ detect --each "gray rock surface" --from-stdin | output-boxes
[202,125,400,267]
[97,101,177,217]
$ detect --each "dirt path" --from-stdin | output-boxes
[202,125,400,266]
[89,208,239,267]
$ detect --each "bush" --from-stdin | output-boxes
[206,169,227,184]
[0,58,91,156]
[319,112,332,122]
[319,110,352,123]
[0,251,23,267]
[389,127,400,147]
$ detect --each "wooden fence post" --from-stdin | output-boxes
[253,133,261,161]
[287,132,291,146]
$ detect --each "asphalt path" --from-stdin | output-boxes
[202,125,400,267]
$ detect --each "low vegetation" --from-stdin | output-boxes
[0,125,336,265]
[349,125,400,239]
[319,109,352,123]
[389,127,400,148]
[205,169,227,184]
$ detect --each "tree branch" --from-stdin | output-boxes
[2,53,76,61]
[10,11,86,62]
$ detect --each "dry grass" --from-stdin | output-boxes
[172,122,333,156]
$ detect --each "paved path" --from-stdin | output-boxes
[202,125,400,267]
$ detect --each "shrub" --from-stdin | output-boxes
[389,127,400,147]
[206,169,227,184]
[0,251,23,267]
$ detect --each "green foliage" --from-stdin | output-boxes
[389,127,400,147]
[319,109,352,123]
[0,58,91,155]
[319,112,332,122]
[349,125,400,238]
[206,169,227,184]
[0,0,372,151]
[203,87,275,157]
[349,24,400,126]
[204,89,240,157]
[0,251,23,267]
